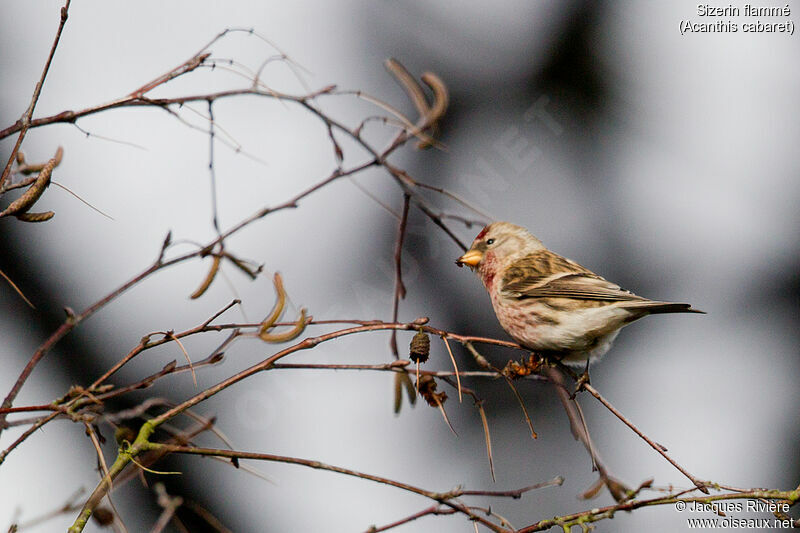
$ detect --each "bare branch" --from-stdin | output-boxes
[581,381,709,494]
[0,0,71,189]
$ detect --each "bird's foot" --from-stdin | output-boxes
[571,360,591,398]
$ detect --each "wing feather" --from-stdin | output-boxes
[501,251,645,303]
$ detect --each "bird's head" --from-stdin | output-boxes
[456,222,544,283]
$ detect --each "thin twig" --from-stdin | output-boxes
[0,159,379,438]
[207,100,220,234]
[517,487,800,532]
[182,500,233,533]
[67,320,529,531]
[540,364,628,501]
[0,268,35,309]
[389,194,410,358]
[150,484,183,533]
[0,411,59,463]
[581,382,709,494]
[11,487,85,530]
[0,0,71,190]
[475,400,495,482]
[51,181,114,220]
[501,375,537,439]
[365,505,456,533]
[441,336,462,402]
[164,332,197,388]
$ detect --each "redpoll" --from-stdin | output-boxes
[456,222,703,365]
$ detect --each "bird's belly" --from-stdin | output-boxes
[494,299,630,362]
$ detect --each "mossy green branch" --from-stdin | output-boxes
[67,421,158,532]
[521,488,799,532]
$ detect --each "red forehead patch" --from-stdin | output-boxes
[475,225,490,240]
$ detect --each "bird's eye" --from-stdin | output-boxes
[486,238,495,245]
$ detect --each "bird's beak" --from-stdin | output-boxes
[455,249,483,268]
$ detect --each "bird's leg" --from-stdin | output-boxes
[571,358,591,399]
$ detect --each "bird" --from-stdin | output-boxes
[455,222,703,366]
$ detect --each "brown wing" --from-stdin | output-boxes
[501,250,592,286]
[501,250,646,303]
[508,273,648,302]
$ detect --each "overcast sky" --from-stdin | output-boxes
[2,2,799,532]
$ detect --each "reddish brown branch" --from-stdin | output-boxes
[389,193,411,358]
[0,260,160,439]
[581,382,709,494]
[0,87,324,141]
[148,319,477,426]
[144,444,559,533]
[129,52,211,97]
[0,411,60,462]
[0,158,375,440]
[365,505,456,533]
[0,0,71,190]
[517,487,799,532]
[540,364,628,501]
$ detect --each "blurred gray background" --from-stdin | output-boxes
[1,1,799,531]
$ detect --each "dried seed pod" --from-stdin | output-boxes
[417,72,449,149]
[92,507,114,527]
[53,146,64,166]
[0,155,56,218]
[385,58,429,119]
[259,273,308,343]
[393,372,416,413]
[189,254,221,299]
[259,272,286,334]
[501,354,542,379]
[409,330,430,363]
[114,425,136,446]
[421,73,448,123]
[15,211,55,222]
[416,374,447,407]
[259,308,307,343]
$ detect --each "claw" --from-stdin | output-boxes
[572,360,591,398]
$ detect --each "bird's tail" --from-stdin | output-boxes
[625,301,705,315]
